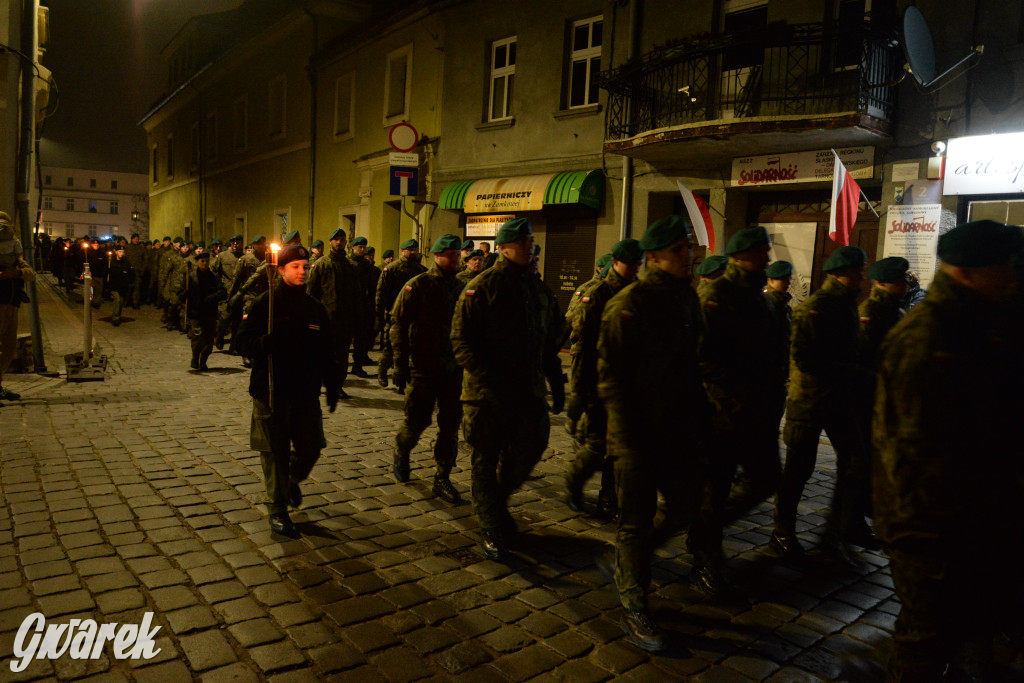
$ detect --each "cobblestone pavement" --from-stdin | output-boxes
[0,275,895,682]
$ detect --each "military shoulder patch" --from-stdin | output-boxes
[704,301,719,309]
[574,290,583,297]
[465,290,475,297]
[582,297,591,303]
[807,310,819,318]
[859,317,870,323]
[404,285,412,292]
[619,309,634,320]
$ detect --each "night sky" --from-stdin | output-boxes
[40,0,240,174]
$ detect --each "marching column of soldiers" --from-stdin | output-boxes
[43,215,1024,676]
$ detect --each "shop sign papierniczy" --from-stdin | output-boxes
[942,132,1024,196]
[731,147,874,187]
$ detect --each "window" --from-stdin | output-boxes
[111,179,118,189]
[383,45,412,123]
[88,225,97,237]
[65,226,74,238]
[110,201,119,215]
[89,178,96,188]
[489,37,516,121]
[43,196,52,209]
[166,135,174,179]
[44,175,51,185]
[268,75,286,137]
[569,16,602,108]
[88,200,97,213]
[233,96,248,150]
[152,145,159,183]
[67,176,73,187]
[334,73,355,139]
[66,198,74,211]
[191,122,200,171]
[206,112,219,162]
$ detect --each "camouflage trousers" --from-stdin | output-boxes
[378,321,395,376]
[216,300,241,349]
[250,396,326,515]
[566,402,614,502]
[111,291,125,322]
[396,371,462,472]
[463,396,549,531]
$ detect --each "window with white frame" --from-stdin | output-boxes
[65,226,74,237]
[88,200,97,213]
[66,198,74,211]
[569,16,602,108]
[43,196,52,210]
[489,37,516,121]
[206,112,219,162]
[110,201,119,215]
[334,73,355,139]
[383,45,412,123]
[88,225,97,237]
[233,96,248,150]
[268,75,286,137]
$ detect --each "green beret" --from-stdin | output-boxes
[131,233,139,239]
[251,235,266,245]
[383,249,395,259]
[431,234,462,253]
[766,260,794,278]
[283,230,301,244]
[600,264,611,278]
[400,238,419,250]
[366,246,375,254]
[468,249,484,259]
[172,237,183,244]
[163,236,172,242]
[329,228,346,241]
[868,256,910,282]
[210,238,222,246]
[611,239,643,265]
[230,233,243,242]
[461,239,475,251]
[639,215,691,251]
[937,220,1023,267]
[696,255,729,276]
[195,251,211,261]
[725,226,770,256]
[277,244,309,267]
[351,236,368,246]
[494,217,533,245]
[823,246,868,273]
[596,253,613,269]
[311,239,324,249]
[195,241,205,248]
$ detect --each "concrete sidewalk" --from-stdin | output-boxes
[0,275,896,681]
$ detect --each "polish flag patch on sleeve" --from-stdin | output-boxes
[582,297,591,303]
[404,285,412,292]
[465,290,476,297]
[620,309,634,320]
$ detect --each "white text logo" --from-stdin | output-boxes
[11,612,162,673]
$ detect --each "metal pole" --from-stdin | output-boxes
[82,261,92,366]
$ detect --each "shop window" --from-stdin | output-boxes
[334,73,355,140]
[268,75,286,138]
[384,45,412,124]
[968,199,1024,224]
[568,16,602,108]
[489,36,516,121]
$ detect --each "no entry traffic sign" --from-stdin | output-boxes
[389,123,419,153]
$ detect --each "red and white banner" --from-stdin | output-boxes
[828,153,861,246]
[676,181,715,254]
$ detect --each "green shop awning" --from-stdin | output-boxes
[438,170,604,213]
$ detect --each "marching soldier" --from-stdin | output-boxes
[157,237,182,316]
[456,249,484,286]
[309,239,325,266]
[348,236,375,378]
[562,253,613,437]
[451,218,564,561]
[696,254,729,293]
[212,234,244,351]
[390,234,466,504]
[376,239,426,388]
[184,251,226,371]
[457,239,474,273]
[597,215,710,652]
[236,244,340,538]
[124,233,147,308]
[772,246,874,561]
[106,244,134,326]
[163,241,193,332]
[764,260,794,346]
[565,239,642,518]
[306,228,358,397]
[381,249,395,267]
[859,256,909,369]
[874,220,1023,681]
[697,227,788,593]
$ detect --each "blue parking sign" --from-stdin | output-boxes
[390,166,418,196]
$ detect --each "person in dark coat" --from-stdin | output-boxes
[106,245,134,326]
[184,252,227,370]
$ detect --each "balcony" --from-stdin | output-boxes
[597,21,902,167]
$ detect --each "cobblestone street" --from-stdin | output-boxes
[0,275,895,681]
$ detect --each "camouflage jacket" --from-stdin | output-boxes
[873,270,1021,550]
[376,256,427,325]
[568,267,630,405]
[451,255,563,404]
[124,242,147,273]
[858,285,904,371]
[227,252,264,301]
[212,249,242,290]
[456,267,481,287]
[786,275,871,420]
[306,249,358,338]
[348,255,376,325]
[764,286,793,347]
[157,248,178,289]
[598,266,710,456]
[162,251,192,303]
[390,264,465,377]
[699,262,788,426]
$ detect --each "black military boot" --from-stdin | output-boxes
[432,471,462,504]
[377,368,389,388]
[767,529,806,560]
[480,528,507,561]
[199,354,211,372]
[393,446,410,483]
[190,356,199,370]
[691,562,726,597]
[564,472,584,512]
[288,482,302,508]
[269,512,300,538]
[351,363,369,378]
[620,609,666,653]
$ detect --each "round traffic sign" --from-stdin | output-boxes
[389,123,419,153]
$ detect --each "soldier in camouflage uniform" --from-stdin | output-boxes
[697,227,788,594]
[348,236,375,377]
[309,239,324,266]
[451,218,564,561]
[306,228,358,397]
[162,241,190,332]
[456,239,474,274]
[771,245,874,562]
[376,239,427,388]
[212,234,244,350]
[124,233,147,308]
[147,237,170,306]
[157,237,182,318]
[764,260,794,346]
[859,256,909,369]
[597,215,710,652]
[456,249,484,286]
[390,235,466,504]
[565,239,642,519]
[695,254,728,295]
[228,236,267,362]
[874,220,1023,681]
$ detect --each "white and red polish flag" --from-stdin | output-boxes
[677,181,715,254]
[828,151,860,246]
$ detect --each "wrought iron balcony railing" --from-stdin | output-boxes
[597,21,902,141]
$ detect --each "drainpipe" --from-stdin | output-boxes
[618,0,640,240]
[305,8,319,245]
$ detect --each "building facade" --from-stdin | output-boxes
[37,166,149,240]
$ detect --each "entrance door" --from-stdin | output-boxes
[382,201,402,255]
[543,216,597,314]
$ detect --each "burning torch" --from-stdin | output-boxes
[266,242,281,413]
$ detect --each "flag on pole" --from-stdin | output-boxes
[677,180,715,254]
[828,151,861,246]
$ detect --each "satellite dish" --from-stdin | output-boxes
[901,6,983,90]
